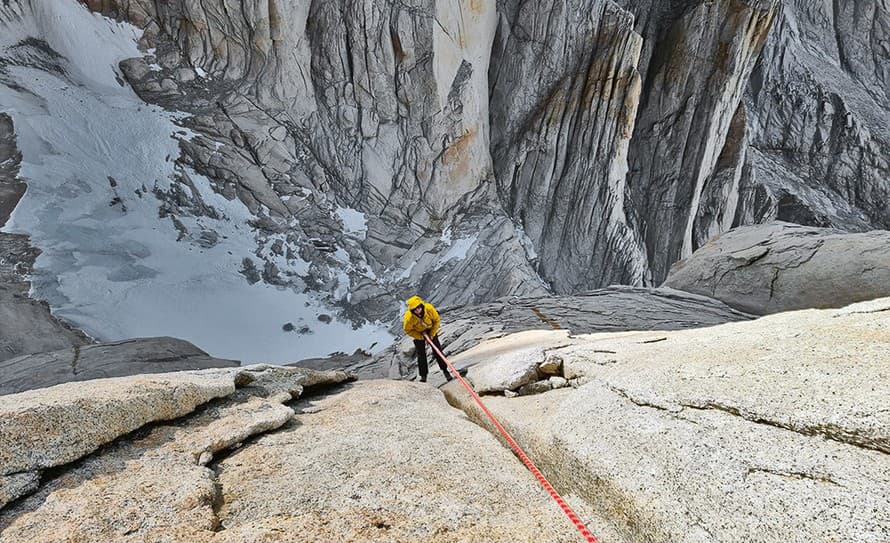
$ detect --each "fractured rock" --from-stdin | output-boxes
[517,380,554,397]
[444,299,890,542]
[457,330,574,394]
[0,393,295,542]
[0,369,237,476]
[212,380,605,542]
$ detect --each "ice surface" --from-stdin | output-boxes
[335,206,368,236]
[435,234,478,270]
[0,0,393,363]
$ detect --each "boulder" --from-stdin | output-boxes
[444,298,890,542]
[664,223,890,314]
[538,356,563,376]
[517,380,554,396]
[0,337,240,396]
[457,330,575,394]
[548,376,568,389]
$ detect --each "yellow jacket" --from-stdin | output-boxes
[402,295,440,340]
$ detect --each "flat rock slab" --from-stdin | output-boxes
[0,393,295,542]
[213,380,607,542]
[443,299,890,542]
[0,369,238,476]
[0,379,619,542]
[664,222,890,315]
[0,337,240,396]
[0,364,356,540]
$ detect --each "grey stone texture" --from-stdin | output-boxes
[53,0,887,327]
[0,364,354,516]
[0,377,618,542]
[443,298,890,542]
[0,337,240,396]
[664,222,890,315]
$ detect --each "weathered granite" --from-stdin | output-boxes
[212,380,612,542]
[0,369,237,476]
[443,299,890,542]
[664,222,890,315]
[0,378,624,542]
[454,330,575,394]
[0,472,38,510]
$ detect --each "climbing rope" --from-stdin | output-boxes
[423,333,598,543]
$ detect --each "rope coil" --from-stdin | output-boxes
[423,333,598,543]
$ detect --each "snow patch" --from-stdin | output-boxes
[398,261,417,280]
[335,206,368,236]
[0,2,393,363]
[435,234,478,270]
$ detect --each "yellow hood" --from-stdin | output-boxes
[407,295,425,310]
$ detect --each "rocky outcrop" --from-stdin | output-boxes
[0,337,240,396]
[357,285,750,380]
[3,0,887,360]
[0,371,615,542]
[455,330,577,394]
[211,380,605,542]
[0,364,352,510]
[444,298,890,542]
[80,0,544,324]
[3,300,884,541]
[0,113,90,362]
[0,369,236,477]
[623,0,778,282]
[663,222,890,315]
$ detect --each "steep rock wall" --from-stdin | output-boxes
[741,0,890,232]
[3,0,887,351]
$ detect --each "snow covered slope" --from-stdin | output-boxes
[0,1,392,363]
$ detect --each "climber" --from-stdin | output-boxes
[403,295,451,383]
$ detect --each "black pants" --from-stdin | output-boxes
[414,335,449,380]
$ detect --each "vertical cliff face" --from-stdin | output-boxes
[741,0,890,232]
[624,0,778,282]
[490,0,780,286]
[489,1,648,293]
[1,0,887,358]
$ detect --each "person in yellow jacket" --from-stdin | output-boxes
[403,295,451,383]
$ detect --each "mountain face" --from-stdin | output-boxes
[1,0,887,361]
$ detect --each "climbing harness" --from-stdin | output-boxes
[423,333,599,543]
